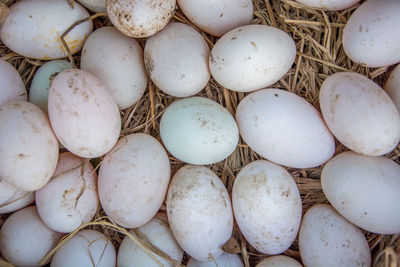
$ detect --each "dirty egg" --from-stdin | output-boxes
[255,255,302,267]
[187,252,244,267]
[0,59,27,106]
[295,0,359,11]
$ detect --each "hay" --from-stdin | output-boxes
[0,0,399,266]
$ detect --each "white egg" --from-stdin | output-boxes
[209,25,296,92]
[0,59,27,106]
[321,151,400,234]
[232,160,302,255]
[77,0,106,12]
[0,181,34,214]
[29,60,72,113]
[0,206,63,267]
[117,218,184,267]
[255,256,302,267]
[36,152,99,233]
[384,64,400,112]
[1,0,92,60]
[160,96,238,165]
[166,165,233,261]
[177,0,253,37]
[236,88,335,168]
[50,230,116,267]
[299,204,371,267]
[295,0,359,11]
[144,22,210,97]
[0,101,59,191]
[320,72,400,156]
[343,0,400,67]
[81,26,148,109]
[187,253,243,267]
[98,133,170,228]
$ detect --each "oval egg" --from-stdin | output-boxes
[320,72,400,156]
[187,253,243,267]
[0,59,27,106]
[295,0,359,10]
[166,165,233,261]
[255,256,302,267]
[0,181,34,214]
[1,0,92,60]
[384,64,400,112]
[77,0,106,12]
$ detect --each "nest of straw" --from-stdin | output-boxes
[0,0,399,266]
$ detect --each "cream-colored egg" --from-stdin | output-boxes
[166,165,233,261]
[98,133,170,228]
[77,0,106,12]
[160,97,238,165]
[232,160,302,255]
[81,26,148,109]
[295,0,359,11]
[187,253,243,267]
[0,206,63,267]
[236,88,335,168]
[1,0,92,60]
[144,22,210,97]
[117,218,184,267]
[48,69,121,158]
[0,59,27,106]
[50,230,116,267]
[299,204,371,267]
[36,152,99,233]
[255,256,302,267]
[209,25,296,92]
[0,101,58,191]
[322,151,400,234]
[343,0,400,67]
[106,0,176,38]
[177,0,253,37]
[0,181,34,214]
[384,64,400,112]
[320,72,400,156]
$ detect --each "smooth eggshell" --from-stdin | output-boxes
[236,88,335,168]
[320,72,400,156]
[255,256,302,267]
[0,101,59,191]
[117,218,184,267]
[106,0,176,38]
[36,152,99,233]
[343,0,400,67]
[0,59,27,106]
[299,204,371,267]
[321,151,400,234]
[160,96,238,165]
[177,0,253,37]
[295,0,359,11]
[29,60,72,113]
[48,69,121,158]
[0,206,63,267]
[144,22,210,97]
[187,253,243,267]
[232,160,302,255]
[77,0,106,12]
[98,133,170,228]
[0,182,34,214]
[384,64,400,112]
[81,26,148,109]
[50,230,116,267]
[209,25,296,92]
[1,0,92,60]
[166,165,233,261]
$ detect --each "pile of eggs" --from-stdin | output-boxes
[0,0,400,266]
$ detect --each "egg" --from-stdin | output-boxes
[36,152,99,233]
[144,22,210,97]
[294,0,359,11]
[187,253,244,267]
[106,0,176,38]
[1,0,92,60]
[77,0,106,12]
[50,230,116,267]
[321,151,400,234]
[48,69,121,158]
[384,64,400,112]
[299,204,371,267]
[98,133,170,228]
[343,0,400,67]
[177,0,253,37]
[0,59,27,106]
[209,25,296,92]
[0,182,34,214]
[232,160,302,255]
[236,88,335,168]
[81,26,148,109]
[320,72,400,156]
[0,101,59,191]
[117,218,184,267]
[255,256,302,267]
[29,60,72,113]
[0,206,63,267]
[160,97,238,165]
[166,165,233,261]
